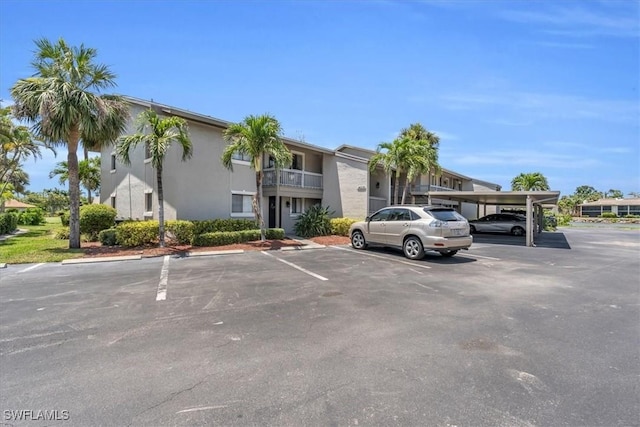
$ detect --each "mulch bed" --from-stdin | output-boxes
[81,235,351,258]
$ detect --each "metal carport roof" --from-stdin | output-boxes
[430,191,561,247]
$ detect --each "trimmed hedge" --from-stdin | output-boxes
[115,221,159,247]
[330,218,358,236]
[166,220,195,245]
[0,212,18,234]
[18,208,46,225]
[99,228,118,246]
[192,218,258,235]
[80,204,117,240]
[193,228,285,247]
[600,212,617,218]
[60,210,70,226]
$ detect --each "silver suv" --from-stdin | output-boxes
[349,206,472,260]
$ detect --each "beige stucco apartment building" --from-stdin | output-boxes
[100,97,501,233]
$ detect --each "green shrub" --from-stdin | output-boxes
[556,213,572,226]
[600,212,617,219]
[265,228,285,239]
[624,214,640,219]
[80,204,117,240]
[192,218,258,235]
[192,228,284,246]
[60,211,70,226]
[54,227,70,240]
[5,208,18,213]
[115,221,159,247]
[330,218,358,236]
[0,212,18,234]
[294,205,333,237]
[98,228,118,246]
[165,220,195,245]
[18,208,46,225]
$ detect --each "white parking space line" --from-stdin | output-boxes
[156,255,170,301]
[330,246,431,269]
[262,252,328,281]
[460,253,501,261]
[18,263,44,273]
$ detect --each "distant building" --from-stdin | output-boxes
[4,199,36,212]
[579,198,640,217]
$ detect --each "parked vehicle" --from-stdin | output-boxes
[468,213,527,236]
[349,206,472,260]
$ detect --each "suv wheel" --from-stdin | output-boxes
[351,230,367,249]
[403,236,425,260]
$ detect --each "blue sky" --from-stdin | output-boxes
[1,0,638,197]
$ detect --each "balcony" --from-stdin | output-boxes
[263,168,323,189]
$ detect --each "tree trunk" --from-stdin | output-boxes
[157,164,165,248]
[68,127,81,249]
[393,170,401,205]
[426,168,432,205]
[401,176,411,205]
[255,170,266,241]
[84,146,91,204]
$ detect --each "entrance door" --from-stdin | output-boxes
[268,196,276,228]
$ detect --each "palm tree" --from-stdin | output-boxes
[511,172,550,191]
[49,157,101,203]
[369,139,405,206]
[369,123,441,205]
[10,38,129,248]
[398,123,440,204]
[221,114,292,241]
[118,109,192,247]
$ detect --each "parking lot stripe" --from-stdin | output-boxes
[330,246,431,269]
[262,252,328,281]
[461,253,501,261]
[18,263,44,273]
[156,255,170,301]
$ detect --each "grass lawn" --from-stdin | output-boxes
[0,217,84,264]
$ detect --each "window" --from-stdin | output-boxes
[291,198,303,214]
[232,193,253,215]
[389,209,411,221]
[232,152,251,162]
[370,209,392,221]
[110,154,116,171]
[629,205,640,216]
[145,193,153,212]
[291,153,304,170]
[110,196,116,209]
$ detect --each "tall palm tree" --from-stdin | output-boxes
[221,114,292,241]
[369,138,405,206]
[399,123,440,204]
[118,109,192,247]
[398,123,440,204]
[511,172,550,191]
[10,38,129,248]
[49,157,101,203]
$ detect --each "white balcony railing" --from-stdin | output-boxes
[263,168,323,189]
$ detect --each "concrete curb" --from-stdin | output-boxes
[186,249,245,257]
[0,263,6,269]
[61,255,142,265]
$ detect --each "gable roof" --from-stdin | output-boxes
[4,199,36,209]
[123,96,334,155]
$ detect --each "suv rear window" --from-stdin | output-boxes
[425,208,466,222]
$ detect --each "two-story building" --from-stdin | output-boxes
[100,97,501,233]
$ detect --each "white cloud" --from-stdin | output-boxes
[498,5,640,38]
[451,150,601,169]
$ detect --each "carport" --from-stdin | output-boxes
[430,191,560,247]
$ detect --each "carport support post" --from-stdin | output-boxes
[536,205,543,234]
[526,195,533,247]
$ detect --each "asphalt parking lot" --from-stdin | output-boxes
[1,228,639,426]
